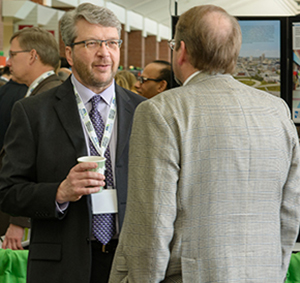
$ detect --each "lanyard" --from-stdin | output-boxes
[0,76,9,82]
[25,70,55,97]
[73,85,117,157]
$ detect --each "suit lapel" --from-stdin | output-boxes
[52,81,135,162]
[54,78,87,157]
[115,84,134,162]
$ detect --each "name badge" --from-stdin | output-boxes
[91,189,118,214]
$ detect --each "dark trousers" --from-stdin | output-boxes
[90,240,118,283]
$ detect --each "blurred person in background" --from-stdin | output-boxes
[115,72,130,90]
[7,27,62,98]
[1,26,61,251]
[134,60,179,99]
[0,66,12,87]
[0,76,27,151]
[0,75,27,240]
[58,56,72,81]
[115,70,137,93]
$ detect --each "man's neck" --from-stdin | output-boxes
[180,64,199,85]
[183,71,201,86]
[27,66,55,87]
[72,72,113,94]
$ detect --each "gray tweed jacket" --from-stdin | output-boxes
[109,72,300,283]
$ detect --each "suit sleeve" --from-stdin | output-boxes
[9,216,31,228]
[277,100,300,275]
[110,100,180,282]
[0,101,60,219]
[280,125,300,274]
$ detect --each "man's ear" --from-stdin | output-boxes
[29,49,38,65]
[157,80,168,93]
[177,40,187,66]
[65,46,74,67]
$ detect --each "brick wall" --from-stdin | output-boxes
[128,30,144,69]
[0,2,171,69]
[145,36,158,66]
[158,40,171,62]
[120,25,127,69]
[58,27,66,58]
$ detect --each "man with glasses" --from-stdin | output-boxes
[7,27,62,97]
[1,27,62,252]
[134,60,178,99]
[110,4,300,283]
[0,3,144,283]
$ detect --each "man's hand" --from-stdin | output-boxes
[2,224,24,250]
[56,162,105,203]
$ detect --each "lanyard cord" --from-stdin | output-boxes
[73,85,117,156]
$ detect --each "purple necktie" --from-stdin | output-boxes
[89,95,116,245]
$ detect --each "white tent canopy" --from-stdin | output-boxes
[3,0,300,41]
[110,0,300,28]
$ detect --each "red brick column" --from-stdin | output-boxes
[128,30,144,69]
[145,35,158,66]
[120,24,128,69]
[58,26,66,58]
[158,40,171,62]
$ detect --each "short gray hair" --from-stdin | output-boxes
[60,3,122,47]
[10,27,60,70]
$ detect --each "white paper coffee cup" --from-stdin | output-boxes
[77,156,106,173]
[77,156,106,193]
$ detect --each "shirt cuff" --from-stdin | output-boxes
[55,201,69,214]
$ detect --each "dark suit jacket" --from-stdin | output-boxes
[0,80,28,235]
[29,74,62,97]
[0,77,145,282]
[0,74,62,231]
[0,79,28,149]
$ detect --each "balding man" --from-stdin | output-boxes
[110,5,300,282]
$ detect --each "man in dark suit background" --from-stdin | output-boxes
[0,3,145,283]
[0,78,27,150]
[1,27,62,250]
[0,78,27,238]
[0,66,12,87]
[7,27,62,97]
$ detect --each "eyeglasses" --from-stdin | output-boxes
[69,39,123,50]
[137,76,162,84]
[168,39,176,51]
[9,50,31,58]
